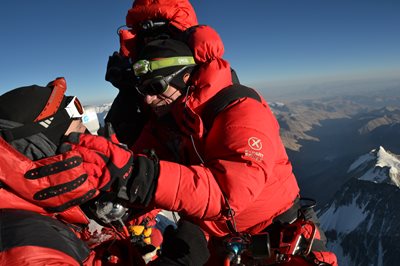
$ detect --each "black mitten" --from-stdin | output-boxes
[159,220,210,266]
[104,90,149,147]
[117,154,159,207]
[105,51,136,91]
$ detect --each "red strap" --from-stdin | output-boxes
[34,77,67,122]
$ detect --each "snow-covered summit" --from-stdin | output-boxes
[88,103,112,114]
[348,146,400,187]
[318,147,400,266]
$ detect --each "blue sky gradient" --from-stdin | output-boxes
[1,0,399,104]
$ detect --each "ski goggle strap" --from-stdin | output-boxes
[133,57,196,76]
[34,77,67,122]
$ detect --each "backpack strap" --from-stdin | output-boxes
[202,84,262,132]
[199,83,262,234]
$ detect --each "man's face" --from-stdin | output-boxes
[140,72,190,116]
[143,84,182,116]
[64,119,87,135]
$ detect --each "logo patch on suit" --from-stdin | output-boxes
[245,137,264,162]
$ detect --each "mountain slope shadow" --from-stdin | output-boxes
[287,117,400,207]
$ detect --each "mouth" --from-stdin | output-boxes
[152,104,168,111]
[152,104,171,116]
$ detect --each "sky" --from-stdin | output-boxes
[0,0,399,104]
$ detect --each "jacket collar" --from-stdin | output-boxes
[172,58,233,138]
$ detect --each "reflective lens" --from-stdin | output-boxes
[136,65,191,96]
[137,77,169,96]
[65,96,84,118]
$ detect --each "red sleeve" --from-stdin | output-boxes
[0,137,100,212]
[153,98,285,219]
[1,246,81,266]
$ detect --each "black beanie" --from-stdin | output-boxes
[136,38,195,89]
[0,84,72,146]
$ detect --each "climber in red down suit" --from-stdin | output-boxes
[0,0,337,265]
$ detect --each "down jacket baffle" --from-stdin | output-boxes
[131,25,300,237]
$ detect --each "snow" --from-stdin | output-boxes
[319,195,370,266]
[376,146,400,187]
[269,102,285,108]
[349,146,400,187]
[327,240,352,266]
[91,103,112,113]
[348,153,375,173]
[377,240,383,266]
[322,147,400,266]
[84,103,111,126]
[358,167,389,183]
[366,213,375,231]
[319,194,367,233]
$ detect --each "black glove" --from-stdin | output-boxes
[158,220,210,266]
[104,90,148,147]
[105,51,136,91]
[104,51,149,146]
[118,150,159,207]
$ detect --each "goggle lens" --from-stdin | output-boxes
[138,77,168,96]
[136,65,191,96]
[65,96,84,118]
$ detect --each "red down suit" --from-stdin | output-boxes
[131,25,300,237]
[0,1,200,265]
[118,0,300,236]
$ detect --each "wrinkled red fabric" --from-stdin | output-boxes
[0,0,337,264]
[65,133,134,189]
[127,0,198,30]
[119,0,198,58]
[131,25,300,237]
[0,246,81,266]
[0,137,101,218]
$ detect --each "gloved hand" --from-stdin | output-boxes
[105,51,137,92]
[61,133,159,207]
[102,122,120,145]
[0,137,105,212]
[104,90,149,147]
[158,220,210,266]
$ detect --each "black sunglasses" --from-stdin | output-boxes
[136,65,191,96]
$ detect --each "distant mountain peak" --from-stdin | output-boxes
[319,147,400,266]
[348,146,400,188]
[84,103,112,126]
[376,146,400,187]
[91,103,112,113]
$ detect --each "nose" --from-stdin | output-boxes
[144,94,157,104]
